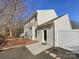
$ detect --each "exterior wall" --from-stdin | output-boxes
[24,17,37,39]
[37,9,57,25]
[55,14,72,31]
[24,9,57,40]
[37,30,42,42]
[37,25,54,46]
[24,22,29,34]
[47,26,53,45]
[57,30,79,54]
[54,14,72,47]
[32,26,36,40]
[27,29,32,38]
[29,17,37,27]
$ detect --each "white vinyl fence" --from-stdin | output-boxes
[57,30,79,54]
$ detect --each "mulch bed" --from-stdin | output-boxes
[0,38,37,50]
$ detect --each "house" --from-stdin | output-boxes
[21,9,71,47]
[37,14,72,46]
[21,9,79,54]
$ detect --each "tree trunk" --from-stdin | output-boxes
[9,28,13,37]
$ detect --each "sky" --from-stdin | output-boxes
[22,0,79,22]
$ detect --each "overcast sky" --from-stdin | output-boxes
[22,0,79,22]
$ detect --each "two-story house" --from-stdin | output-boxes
[21,9,71,47]
[23,12,38,40]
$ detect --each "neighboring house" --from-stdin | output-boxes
[21,9,71,46]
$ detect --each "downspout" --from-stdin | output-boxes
[53,21,55,47]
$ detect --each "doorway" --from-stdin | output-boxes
[44,30,47,42]
[42,30,47,44]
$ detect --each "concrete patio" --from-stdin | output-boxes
[25,42,53,55]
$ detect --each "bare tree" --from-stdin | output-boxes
[13,19,24,37]
[0,0,26,37]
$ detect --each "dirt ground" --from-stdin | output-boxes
[0,38,37,50]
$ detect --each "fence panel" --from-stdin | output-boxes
[57,30,79,54]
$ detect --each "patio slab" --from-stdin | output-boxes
[25,42,53,55]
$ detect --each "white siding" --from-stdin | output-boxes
[29,17,37,26]
[57,30,79,54]
[24,16,38,38]
[37,30,42,42]
[32,26,35,40]
[47,27,53,45]
[24,22,29,33]
[55,14,72,31]
[54,14,72,47]
[37,9,57,25]
[37,25,54,46]
[27,29,32,38]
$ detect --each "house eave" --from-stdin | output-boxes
[24,11,37,24]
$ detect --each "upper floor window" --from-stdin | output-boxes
[29,27,32,30]
[35,29,37,37]
[35,16,37,21]
[25,32,27,36]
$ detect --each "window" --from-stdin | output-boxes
[29,27,32,30]
[35,16,37,21]
[25,32,27,36]
[35,29,37,37]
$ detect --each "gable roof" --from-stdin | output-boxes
[37,14,66,28]
[24,11,37,24]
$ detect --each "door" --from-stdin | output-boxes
[44,30,47,42]
[42,30,47,43]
